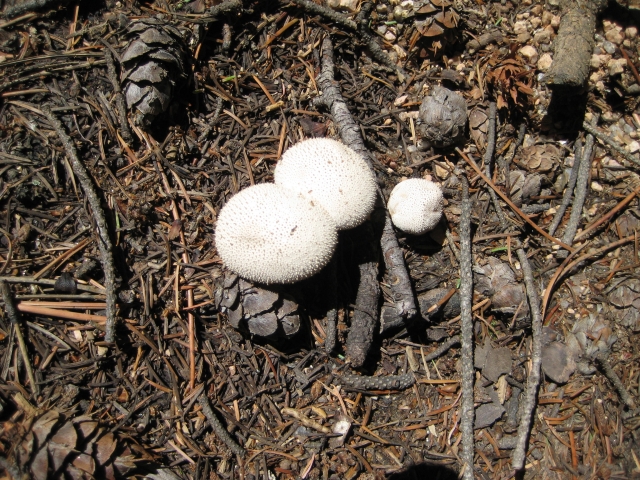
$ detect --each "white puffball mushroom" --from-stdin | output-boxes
[274,138,377,230]
[388,178,444,235]
[215,183,338,284]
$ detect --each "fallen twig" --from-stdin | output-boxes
[582,120,640,169]
[594,353,636,409]
[16,304,107,323]
[315,37,416,364]
[512,248,543,472]
[458,172,474,480]
[561,114,599,249]
[103,47,133,144]
[423,335,460,362]
[484,102,509,230]
[198,390,246,457]
[549,139,582,236]
[42,107,118,343]
[574,181,640,242]
[1,281,38,396]
[457,148,574,252]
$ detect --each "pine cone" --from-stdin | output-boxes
[120,18,187,127]
[1,400,141,480]
[417,86,467,148]
[215,273,301,338]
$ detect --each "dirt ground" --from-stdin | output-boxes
[0,0,640,478]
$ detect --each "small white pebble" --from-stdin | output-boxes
[626,26,638,39]
[591,181,604,192]
[519,45,538,64]
[537,53,553,71]
[627,140,640,153]
[567,308,575,314]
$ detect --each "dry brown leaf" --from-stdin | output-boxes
[94,432,118,466]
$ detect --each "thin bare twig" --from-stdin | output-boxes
[459,172,474,480]
[561,114,599,248]
[198,390,246,457]
[315,37,416,360]
[582,120,640,168]
[549,139,583,236]
[42,107,118,343]
[573,180,640,242]
[103,47,133,144]
[484,102,509,230]
[594,353,636,409]
[1,281,38,396]
[512,248,543,472]
[423,335,460,362]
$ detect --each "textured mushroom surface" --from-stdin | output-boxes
[215,183,338,284]
[274,138,377,230]
[388,178,443,235]
[417,86,468,148]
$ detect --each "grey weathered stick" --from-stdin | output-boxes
[1,281,38,395]
[484,102,509,230]
[324,256,338,353]
[545,0,607,88]
[459,173,474,480]
[423,335,460,362]
[103,48,133,144]
[512,248,543,472]
[582,121,640,168]
[315,37,416,339]
[42,107,118,343]
[198,391,246,456]
[345,222,380,367]
[594,353,636,409]
[561,114,599,248]
[548,138,582,236]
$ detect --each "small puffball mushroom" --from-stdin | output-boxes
[274,138,377,230]
[388,178,444,235]
[215,183,338,284]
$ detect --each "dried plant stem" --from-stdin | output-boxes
[549,139,583,236]
[103,48,133,144]
[1,281,38,396]
[198,391,246,457]
[582,120,640,168]
[512,248,543,472]
[42,107,118,343]
[561,115,599,248]
[459,173,474,480]
[594,353,636,409]
[484,102,509,230]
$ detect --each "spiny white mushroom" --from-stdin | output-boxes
[215,183,338,284]
[274,138,377,230]
[388,178,444,235]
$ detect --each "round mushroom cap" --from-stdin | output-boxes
[388,179,444,235]
[274,138,377,230]
[215,183,338,284]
